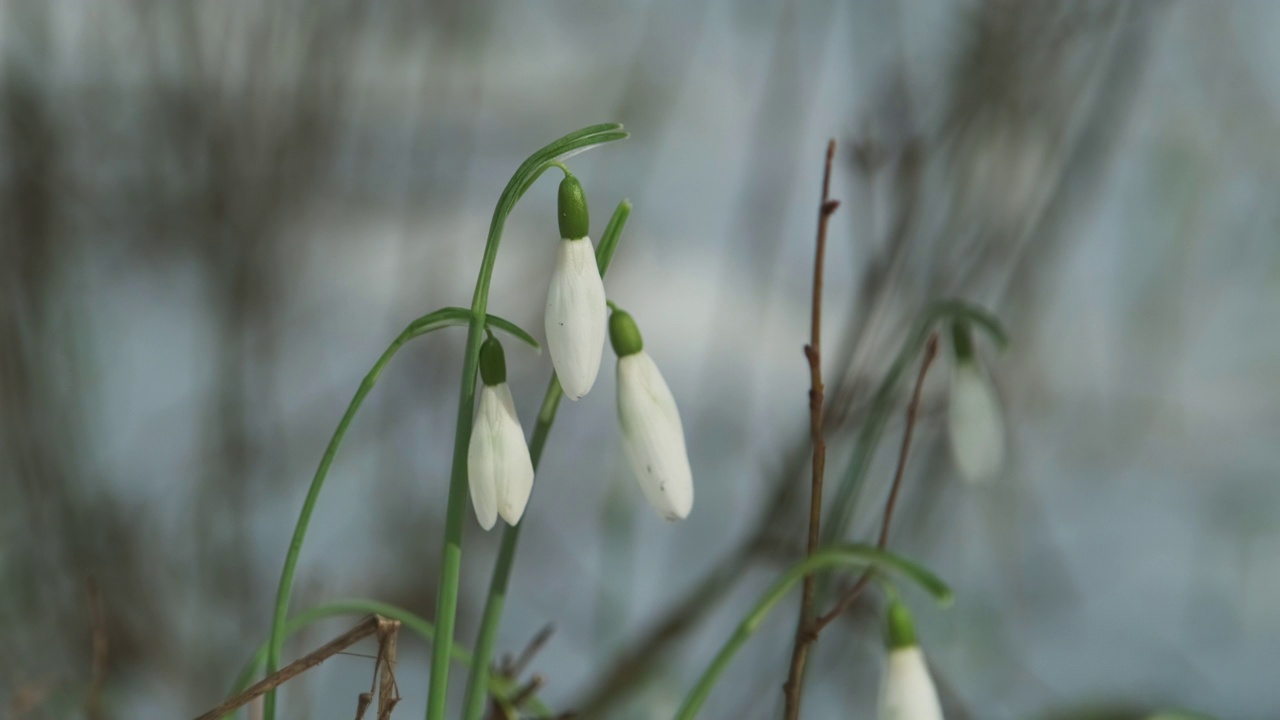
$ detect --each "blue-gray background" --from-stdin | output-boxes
[2,1,1277,719]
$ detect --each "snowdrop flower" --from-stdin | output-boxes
[881,602,943,720]
[947,321,1005,485]
[467,336,535,530]
[545,173,607,400]
[611,308,693,520]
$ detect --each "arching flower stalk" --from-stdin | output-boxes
[467,335,535,529]
[881,602,944,720]
[545,173,607,400]
[610,307,693,520]
[947,320,1005,484]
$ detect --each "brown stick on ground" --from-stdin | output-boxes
[808,332,939,635]
[193,615,382,720]
[780,139,840,720]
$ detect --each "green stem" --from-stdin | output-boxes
[460,199,632,720]
[261,307,524,720]
[673,545,952,720]
[425,125,628,720]
[225,599,554,720]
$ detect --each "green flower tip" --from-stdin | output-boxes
[951,320,974,363]
[609,309,643,357]
[887,601,917,649]
[479,335,507,386]
[558,173,590,239]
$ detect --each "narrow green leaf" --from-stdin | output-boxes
[262,303,491,720]
[675,544,950,719]
[596,199,633,274]
[483,313,541,353]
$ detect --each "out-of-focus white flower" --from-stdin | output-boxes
[467,336,534,529]
[545,174,606,400]
[881,602,944,720]
[611,309,692,521]
[947,323,1005,485]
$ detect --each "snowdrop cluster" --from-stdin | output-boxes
[466,171,694,529]
[880,602,944,720]
[946,320,1006,485]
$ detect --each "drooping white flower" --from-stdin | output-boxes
[947,323,1005,485]
[467,336,535,529]
[544,174,606,400]
[882,647,944,720]
[881,603,944,720]
[611,309,693,521]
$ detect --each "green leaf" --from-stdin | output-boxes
[675,544,950,719]
[483,313,541,354]
[262,302,515,720]
[596,199,633,274]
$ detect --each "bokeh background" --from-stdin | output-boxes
[3,1,1278,718]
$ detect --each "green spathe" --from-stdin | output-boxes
[479,335,507,386]
[887,601,917,649]
[558,173,590,240]
[609,309,643,357]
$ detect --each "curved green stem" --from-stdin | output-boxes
[822,300,1006,546]
[227,599,554,720]
[261,307,532,720]
[426,125,627,720]
[460,199,632,720]
[673,545,951,720]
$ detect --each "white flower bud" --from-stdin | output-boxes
[545,236,607,400]
[616,350,693,521]
[467,381,535,530]
[881,646,944,720]
[947,359,1005,485]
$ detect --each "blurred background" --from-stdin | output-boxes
[2,1,1278,718]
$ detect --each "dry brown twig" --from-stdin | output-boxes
[194,615,387,720]
[376,618,400,720]
[487,624,556,720]
[356,616,400,720]
[808,331,939,636]
[781,138,840,720]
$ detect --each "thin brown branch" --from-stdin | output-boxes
[487,625,555,720]
[508,623,554,679]
[781,139,840,720]
[376,618,400,720]
[193,615,382,720]
[86,578,107,720]
[809,332,939,635]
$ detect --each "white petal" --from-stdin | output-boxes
[617,352,693,520]
[545,237,607,400]
[468,383,535,529]
[880,646,944,720]
[948,362,1005,485]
